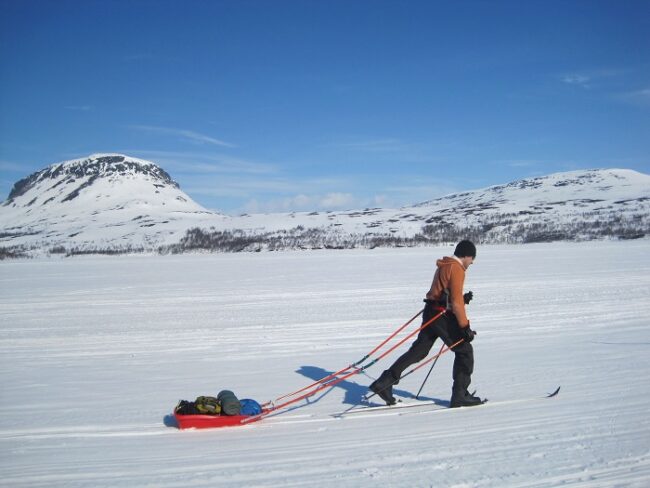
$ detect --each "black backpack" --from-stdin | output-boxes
[174,400,200,415]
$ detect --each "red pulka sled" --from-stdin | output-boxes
[174,411,267,430]
[174,308,456,430]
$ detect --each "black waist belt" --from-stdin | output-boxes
[423,298,447,309]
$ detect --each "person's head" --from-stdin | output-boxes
[454,240,476,269]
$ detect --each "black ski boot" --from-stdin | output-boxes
[450,389,484,408]
[369,370,398,406]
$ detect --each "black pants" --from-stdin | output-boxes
[387,302,474,393]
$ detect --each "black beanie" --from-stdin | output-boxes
[454,240,476,258]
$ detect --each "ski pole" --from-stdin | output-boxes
[415,343,446,399]
[364,338,464,402]
[264,308,424,406]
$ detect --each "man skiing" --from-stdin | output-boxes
[369,240,483,408]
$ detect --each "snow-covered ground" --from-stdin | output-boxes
[1,240,649,487]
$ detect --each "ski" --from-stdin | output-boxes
[334,399,442,417]
[333,386,559,419]
[338,388,481,416]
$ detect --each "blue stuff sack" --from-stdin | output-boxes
[239,399,262,416]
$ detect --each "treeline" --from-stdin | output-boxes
[160,214,647,254]
[2,211,646,258]
[0,246,29,260]
[162,226,421,253]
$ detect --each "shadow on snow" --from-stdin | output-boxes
[296,365,449,408]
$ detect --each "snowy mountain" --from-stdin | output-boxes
[1,154,649,257]
[0,154,222,256]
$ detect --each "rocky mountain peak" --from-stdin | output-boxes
[6,154,179,203]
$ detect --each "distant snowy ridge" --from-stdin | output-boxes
[167,167,650,252]
[1,154,648,258]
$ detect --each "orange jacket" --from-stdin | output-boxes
[425,256,469,327]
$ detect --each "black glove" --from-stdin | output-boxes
[460,325,476,343]
[463,291,473,305]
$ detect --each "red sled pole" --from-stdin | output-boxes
[247,309,445,424]
[264,308,424,407]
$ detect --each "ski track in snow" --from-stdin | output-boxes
[1,241,649,487]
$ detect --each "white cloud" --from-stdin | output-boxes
[236,183,448,214]
[319,192,355,209]
[241,192,362,214]
[503,159,542,168]
[125,150,276,175]
[561,74,591,88]
[129,125,236,148]
[115,148,453,213]
[330,138,405,152]
[242,194,313,213]
[560,68,628,91]
[618,87,650,107]
[64,105,94,111]
[187,177,301,200]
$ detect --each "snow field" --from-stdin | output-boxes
[1,240,649,487]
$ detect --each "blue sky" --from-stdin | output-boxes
[1,0,649,214]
